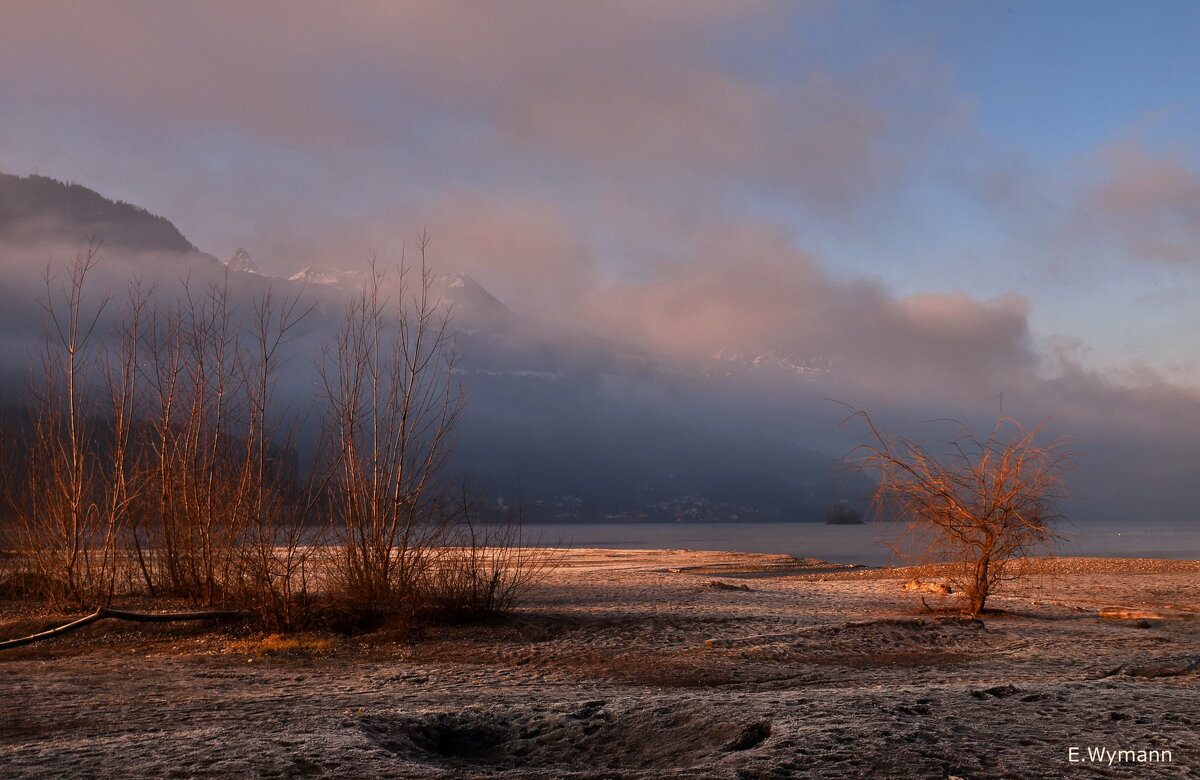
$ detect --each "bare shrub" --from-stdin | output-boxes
[846,410,1074,616]
[425,487,559,617]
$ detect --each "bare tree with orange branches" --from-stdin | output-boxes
[846,410,1075,616]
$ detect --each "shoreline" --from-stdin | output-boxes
[505,520,1200,567]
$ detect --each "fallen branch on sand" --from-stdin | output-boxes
[701,580,753,592]
[0,608,244,651]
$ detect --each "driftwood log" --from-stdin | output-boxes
[0,607,244,651]
[1098,606,1198,622]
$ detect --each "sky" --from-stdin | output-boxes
[2,0,1200,390]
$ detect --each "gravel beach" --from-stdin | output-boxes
[2,549,1197,778]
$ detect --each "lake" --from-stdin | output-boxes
[516,518,1200,567]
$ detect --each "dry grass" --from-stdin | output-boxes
[251,633,339,656]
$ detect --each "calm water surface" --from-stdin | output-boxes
[518,518,1199,567]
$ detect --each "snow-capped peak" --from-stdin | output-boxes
[224,248,259,274]
[282,267,514,324]
[288,266,364,287]
[427,272,516,328]
[432,273,505,309]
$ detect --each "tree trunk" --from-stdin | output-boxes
[966,555,990,616]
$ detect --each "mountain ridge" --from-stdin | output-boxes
[0,172,197,254]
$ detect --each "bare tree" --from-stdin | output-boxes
[320,235,464,616]
[10,247,109,604]
[0,235,554,644]
[137,277,244,601]
[228,283,320,630]
[96,278,151,599]
[132,271,319,625]
[846,410,1074,616]
[8,245,148,606]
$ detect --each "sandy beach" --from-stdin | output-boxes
[2,548,1198,779]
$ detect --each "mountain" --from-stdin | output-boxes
[433,272,515,327]
[284,267,512,325]
[0,172,196,254]
[2,172,1191,530]
[0,172,862,522]
[224,248,260,274]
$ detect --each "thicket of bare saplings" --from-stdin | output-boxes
[0,242,541,633]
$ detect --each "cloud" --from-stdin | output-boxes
[0,2,758,150]
[4,3,1200,526]
[0,1,967,220]
[567,219,1036,402]
[425,192,595,316]
[1073,141,1200,263]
